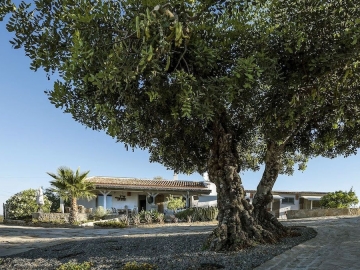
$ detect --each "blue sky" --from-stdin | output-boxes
[1,12,360,215]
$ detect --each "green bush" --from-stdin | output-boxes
[57,261,92,270]
[121,261,158,270]
[138,210,164,224]
[320,188,359,208]
[175,208,194,220]
[5,189,52,220]
[93,206,108,219]
[94,220,128,228]
[166,195,185,211]
[175,207,218,222]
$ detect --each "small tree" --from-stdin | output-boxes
[166,195,185,212]
[5,189,51,220]
[48,167,96,224]
[44,188,60,212]
[320,189,359,209]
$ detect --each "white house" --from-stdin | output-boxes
[77,176,211,214]
[245,190,328,219]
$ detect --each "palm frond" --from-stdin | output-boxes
[48,166,94,201]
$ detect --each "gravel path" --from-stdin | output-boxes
[0,226,316,270]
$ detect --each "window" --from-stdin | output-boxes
[282,197,295,204]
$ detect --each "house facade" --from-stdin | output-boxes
[246,190,328,219]
[78,176,211,214]
[189,180,328,219]
[77,175,328,219]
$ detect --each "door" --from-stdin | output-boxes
[273,200,280,218]
[139,195,146,211]
[155,194,165,213]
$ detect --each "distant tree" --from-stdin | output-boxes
[320,189,359,209]
[166,195,185,212]
[47,167,95,224]
[44,188,70,212]
[153,176,164,181]
[44,188,60,212]
[5,189,51,220]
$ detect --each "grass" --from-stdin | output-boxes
[121,261,158,270]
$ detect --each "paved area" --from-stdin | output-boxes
[1,216,360,269]
[255,215,360,270]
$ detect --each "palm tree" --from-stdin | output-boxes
[47,166,95,224]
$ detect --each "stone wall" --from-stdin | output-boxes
[32,212,89,223]
[287,208,360,219]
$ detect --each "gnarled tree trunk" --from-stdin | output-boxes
[252,141,288,235]
[206,124,279,251]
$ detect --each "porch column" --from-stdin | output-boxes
[100,191,111,209]
[310,200,313,210]
[60,198,64,214]
[182,191,190,208]
[147,192,158,205]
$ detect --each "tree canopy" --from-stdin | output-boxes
[3,0,360,250]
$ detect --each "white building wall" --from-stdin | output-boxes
[77,198,96,209]
[278,194,299,219]
[110,191,139,211]
[195,181,218,207]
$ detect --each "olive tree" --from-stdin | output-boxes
[3,0,360,250]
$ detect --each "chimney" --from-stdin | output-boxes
[173,172,178,181]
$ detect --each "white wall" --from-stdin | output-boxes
[279,194,299,219]
[77,198,96,209]
[110,191,139,211]
[79,190,213,212]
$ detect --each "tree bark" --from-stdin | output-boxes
[206,123,279,251]
[69,197,78,224]
[252,141,288,235]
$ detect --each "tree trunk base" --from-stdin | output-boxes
[206,206,291,252]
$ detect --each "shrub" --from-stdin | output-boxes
[320,188,359,208]
[144,213,153,224]
[121,261,158,270]
[94,220,128,228]
[5,189,51,220]
[175,207,218,222]
[57,261,92,270]
[132,213,141,225]
[155,213,164,223]
[93,206,107,219]
[119,214,130,225]
[175,208,193,221]
[166,195,185,212]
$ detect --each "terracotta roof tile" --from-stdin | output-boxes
[86,176,211,193]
